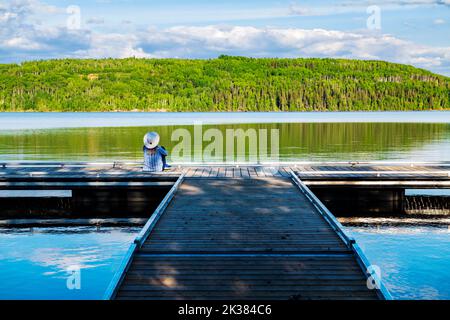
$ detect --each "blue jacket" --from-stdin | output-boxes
[143,146,167,172]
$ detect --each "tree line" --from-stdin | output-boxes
[0,56,448,112]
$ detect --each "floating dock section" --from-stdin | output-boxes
[104,168,391,300]
[3,161,447,299]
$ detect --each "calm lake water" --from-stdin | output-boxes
[0,112,450,162]
[0,226,139,300]
[344,223,450,300]
[0,112,449,300]
[0,223,448,299]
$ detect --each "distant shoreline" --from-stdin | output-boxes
[1,111,450,131]
[1,57,448,112]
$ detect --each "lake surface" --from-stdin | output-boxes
[0,111,449,300]
[344,223,450,300]
[0,112,450,162]
[0,223,449,299]
[0,226,139,300]
[1,112,450,130]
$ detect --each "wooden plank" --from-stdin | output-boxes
[1,163,449,183]
[255,166,266,177]
[225,167,233,178]
[116,255,378,300]
[279,167,291,177]
[201,167,212,177]
[185,168,195,177]
[241,167,251,178]
[2,163,396,300]
[114,175,381,300]
[217,167,225,178]
[103,173,186,300]
[134,173,186,247]
[143,178,347,252]
[208,167,219,177]
[288,170,391,300]
[263,166,276,177]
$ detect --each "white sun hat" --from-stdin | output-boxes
[143,132,160,149]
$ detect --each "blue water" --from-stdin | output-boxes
[1,111,450,130]
[0,223,449,299]
[0,226,139,300]
[346,224,450,300]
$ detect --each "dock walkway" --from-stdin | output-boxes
[3,162,448,299]
[105,170,390,300]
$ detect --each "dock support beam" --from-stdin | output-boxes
[310,187,406,215]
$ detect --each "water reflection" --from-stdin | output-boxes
[344,223,450,300]
[1,222,449,299]
[0,122,449,162]
[0,226,139,300]
[340,217,450,227]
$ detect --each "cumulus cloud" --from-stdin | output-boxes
[0,1,449,76]
[131,26,450,75]
[0,0,89,61]
[77,33,152,59]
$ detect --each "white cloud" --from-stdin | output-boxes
[3,36,43,50]
[0,1,449,76]
[6,0,60,16]
[0,0,89,60]
[0,11,18,23]
[433,18,446,24]
[76,33,152,59]
[128,26,449,75]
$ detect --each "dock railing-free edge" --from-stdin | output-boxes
[102,172,186,300]
[289,170,393,300]
[0,161,397,299]
[103,169,392,300]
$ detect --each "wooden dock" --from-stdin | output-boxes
[99,167,394,300]
[2,161,449,300]
[1,161,449,187]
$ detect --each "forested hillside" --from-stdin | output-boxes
[0,56,448,111]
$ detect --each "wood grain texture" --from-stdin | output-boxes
[117,254,377,300]
[116,177,378,300]
[1,163,449,182]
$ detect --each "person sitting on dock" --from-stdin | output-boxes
[143,132,170,172]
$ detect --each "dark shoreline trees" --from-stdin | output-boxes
[0,56,448,112]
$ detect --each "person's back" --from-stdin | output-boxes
[142,132,168,172]
[143,146,167,172]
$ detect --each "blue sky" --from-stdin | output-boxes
[1,0,449,75]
